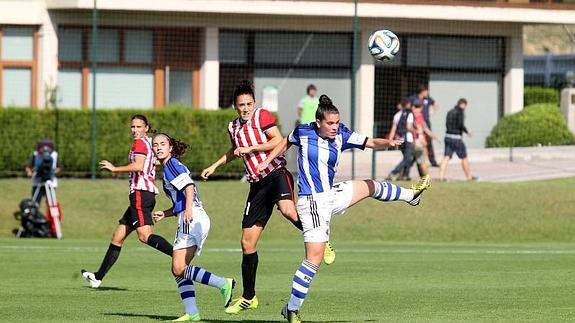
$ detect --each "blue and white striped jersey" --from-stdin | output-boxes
[288,122,367,196]
[162,157,202,214]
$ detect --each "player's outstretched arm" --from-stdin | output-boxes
[153,208,174,222]
[257,137,291,173]
[201,147,236,180]
[365,138,404,151]
[100,154,145,173]
[233,126,283,157]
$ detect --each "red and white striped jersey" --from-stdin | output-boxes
[128,136,158,194]
[228,108,286,183]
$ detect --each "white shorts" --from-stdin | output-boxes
[297,191,335,243]
[173,206,210,255]
[332,181,354,216]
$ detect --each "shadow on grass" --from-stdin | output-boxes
[104,312,361,322]
[85,286,129,291]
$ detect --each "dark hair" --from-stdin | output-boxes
[131,114,155,133]
[416,85,428,95]
[233,80,255,106]
[315,94,339,121]
[457,98,468,106]
[306,84,317,95]
[154,132,190,160]
[399,98,411,109]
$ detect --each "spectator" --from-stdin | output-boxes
[297,84,319,125]
[386,98,414,181]
[439,98,477,181]
[25,139,61,205]
[411,100,435,178]
[409,85,439,167]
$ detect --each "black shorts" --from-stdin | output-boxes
[118,190,156,229]
[444,137,467,159]
[242,167,295,229]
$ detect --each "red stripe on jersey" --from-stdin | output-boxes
[129,137,158,194]
[135,190,145,226]
[228,109,285,183]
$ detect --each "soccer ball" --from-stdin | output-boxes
[368,29,400,61]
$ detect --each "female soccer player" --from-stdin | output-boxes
[152,133,234,322]
[81,115,173,288]
[200,81,335,315]
[259,95,430,322]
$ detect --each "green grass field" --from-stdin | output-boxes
[1,178,575,322]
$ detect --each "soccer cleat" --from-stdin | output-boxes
[81,269,102,288]
[225,296,258,314]
[323,241,336,265]
[172,313,201,322]
[281,304,302,323]
[220,278,235,307]
[407,174,431,206]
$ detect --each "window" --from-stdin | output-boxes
[2,68,31,107]
[0,26,37,107]
[58,27,201,109]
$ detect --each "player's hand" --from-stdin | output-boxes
[201,166,215,181]
[153,210,165,222]
[234,147,252,157]
[99,160,116,172]
[183,209,193,224]
[257,160,270,173]
[388,139,404,148]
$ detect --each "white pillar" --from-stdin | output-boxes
[39,11,59,109]
[354,29,375,137]
[200,27,219,110]
[561,88,575,134]
[503,32,524,115]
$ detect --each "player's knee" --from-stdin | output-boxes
[137,231,150,244]
[241,238,256,253]
[171,263,186,277]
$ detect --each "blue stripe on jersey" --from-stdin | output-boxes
[306,138,324,193]
[162,158,201,214]
[290,122,365,196]
[327,143,338,188]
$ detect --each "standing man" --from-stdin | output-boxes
[297,84,319,125]
[26,139,61,205]
[439,98,477,181]
[386,98,415,181]
[409,85,439,167]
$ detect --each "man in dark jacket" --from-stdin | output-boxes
[438,98,477,181]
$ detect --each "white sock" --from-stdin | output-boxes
[287,260,318,311]
[175,277,198,315]
[372,181,414,202]
[184,265,226,289]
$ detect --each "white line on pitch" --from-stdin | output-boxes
[1,245,575,255]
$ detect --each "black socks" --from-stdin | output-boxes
[241,252,259,299]
[95,243,121,280]
[147,234,173,257]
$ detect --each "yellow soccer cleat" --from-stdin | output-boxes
[408,174,431,206]
[225,296,259,314]
[172,313,201,321]
[281,304,302,323]
[323,241,336,265]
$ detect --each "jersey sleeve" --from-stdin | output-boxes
[340,123,368,151]
[259,109,277,131]
[132,139,148,155]
[287,126,301,146]
[392,111,401,125]
[407,112,414,124]
[165,159,194,191]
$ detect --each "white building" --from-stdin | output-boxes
[1,0,574,148]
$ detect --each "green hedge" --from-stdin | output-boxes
[486,104,574,147]
[524,86,560,107]
[0,108,247,177]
